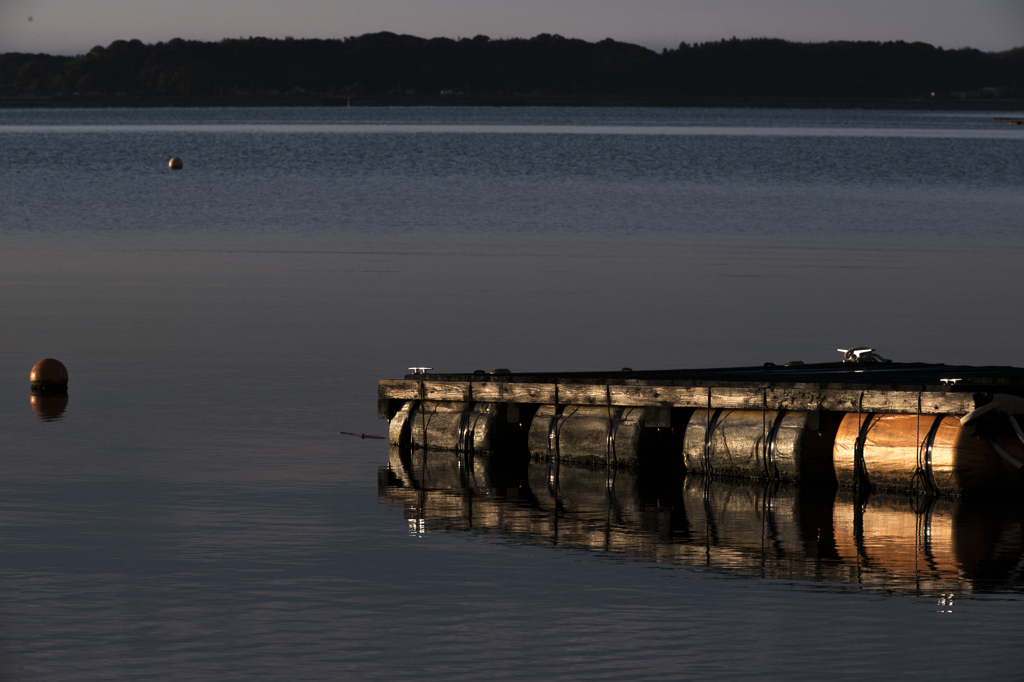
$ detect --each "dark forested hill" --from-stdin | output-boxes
[0,33,1021,101]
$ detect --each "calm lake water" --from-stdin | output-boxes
[1,106,1023,679]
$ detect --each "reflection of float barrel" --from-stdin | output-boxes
[528,457,640,518]
[832,491,1024,589]
[682,409,839,482]
[379,450,1024,591]
[833,493,960,587]
[833,413,1023,493]
[386,443,511,491]
[677,475,808,557]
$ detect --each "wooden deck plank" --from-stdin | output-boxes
[379,379,977,415]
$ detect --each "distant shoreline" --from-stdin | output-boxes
[2,94,1023,111]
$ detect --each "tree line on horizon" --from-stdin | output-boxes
[0,33,1021,99]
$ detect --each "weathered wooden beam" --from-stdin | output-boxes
[378,379,979,415]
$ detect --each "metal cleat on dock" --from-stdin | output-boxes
[838,347,891,363]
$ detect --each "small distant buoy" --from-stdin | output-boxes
[168,157,183,169]
[30,358,68,393]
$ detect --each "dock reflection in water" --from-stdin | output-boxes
[379,446,1024,595]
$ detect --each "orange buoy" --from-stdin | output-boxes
[30,358,68,393]
[168,157,183,169]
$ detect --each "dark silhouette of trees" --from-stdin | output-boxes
[0,33,1020,99]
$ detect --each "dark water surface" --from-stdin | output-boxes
[0,107,1023,679]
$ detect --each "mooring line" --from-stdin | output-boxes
[419,377,427,452]
[762,388,768,480]
[606,384,615,469]
[853,391,872,490]
[922,416,941,492]
[915,392,922,487]
[912,394,941,494]
[916,495,939,576]
[552,382,562,464]
[339,431,386,440]
[703,408,723,476]
[765,408,788,481]
[704,388,713,474]
[606,406,624,471]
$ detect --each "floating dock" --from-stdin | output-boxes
[378,354,1024,495]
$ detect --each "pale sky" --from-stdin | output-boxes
[1,0,1022,56]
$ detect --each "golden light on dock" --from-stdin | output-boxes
[834,413,1023,493]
